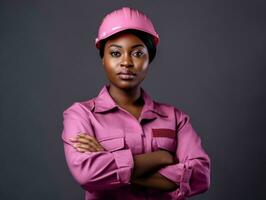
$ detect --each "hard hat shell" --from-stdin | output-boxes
[95,7,159,49]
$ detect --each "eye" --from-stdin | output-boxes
[132,50,145,57]
[110,51,121,57]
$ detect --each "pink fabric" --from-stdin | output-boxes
[95,7,159,49]
[61,84,211,200]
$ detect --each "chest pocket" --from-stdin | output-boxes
[152,128,177,153]
[97,129,125,152]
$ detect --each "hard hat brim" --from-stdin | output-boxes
[95,26,159,49]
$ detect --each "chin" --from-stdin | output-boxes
[111,80,141,90]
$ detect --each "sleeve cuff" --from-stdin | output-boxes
[159,163,193,197]
[112,149,134,184]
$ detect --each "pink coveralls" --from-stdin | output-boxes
[61,84,210,200]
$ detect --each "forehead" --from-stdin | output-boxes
[105,32,145,48]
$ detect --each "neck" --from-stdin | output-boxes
[108,84,143,107]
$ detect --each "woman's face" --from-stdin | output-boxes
[102,32,149,90]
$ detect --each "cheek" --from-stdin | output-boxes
[104,60,117,78]
[135,59,149,73]
[103,57,118,72]
[104,66,115,78]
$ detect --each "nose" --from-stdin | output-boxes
[120,53,133,68]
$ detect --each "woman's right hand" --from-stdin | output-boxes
[69,133,105,152]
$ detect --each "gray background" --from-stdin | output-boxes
[1,0,265,199]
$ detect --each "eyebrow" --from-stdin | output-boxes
[108,44,145,49]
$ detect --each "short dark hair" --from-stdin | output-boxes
[99,29,157,63]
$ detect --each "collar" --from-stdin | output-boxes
[93,84,168,118]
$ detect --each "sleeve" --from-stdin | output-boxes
[158,108,211,199]
[61,103,134,192]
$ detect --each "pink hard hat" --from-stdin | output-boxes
[95,7,159,49]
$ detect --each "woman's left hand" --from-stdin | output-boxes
[70,133,105,152]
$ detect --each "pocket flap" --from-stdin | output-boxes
[152,128,177,153]
[152,128,176,138]
[99,137,125,152]
[97,129,125,152]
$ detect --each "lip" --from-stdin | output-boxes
[117,70,136,80]
[117,70,136,75]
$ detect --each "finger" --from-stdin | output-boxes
[69,134,91,142]
[72,134,95,145]
[78,133,101,141]
[74,143,96,151]
[76,147,85,153]
[71,132,87,137]
[75,137,91,144]
[69,136,78,142]
[69,133,103,152]
[81,136,104,151]
[97,145,105,151]
[69,133,88,141]
[76,137,102,151]
[76,147,98,152]
[76,147,93,153]
[74,143,98,152]
[77,134,104,151]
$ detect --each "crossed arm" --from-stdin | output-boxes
[70,133,179,192]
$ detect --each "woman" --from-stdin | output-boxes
[61,7,210,200]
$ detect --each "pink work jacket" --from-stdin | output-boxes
[61,84,210,200]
